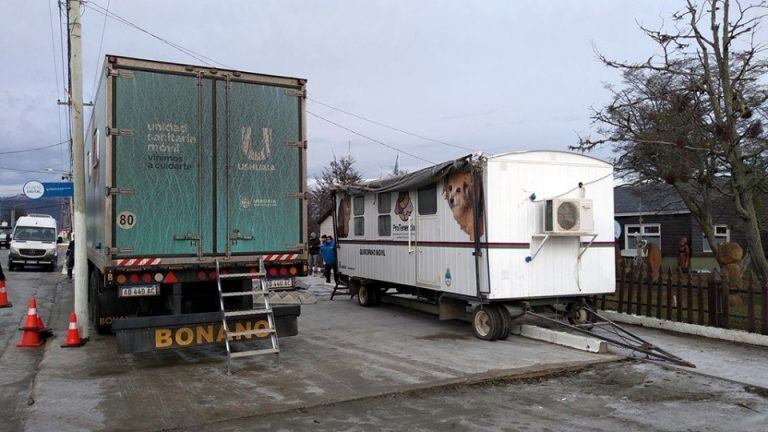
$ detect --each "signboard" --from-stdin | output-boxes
[42,182,74,197]
[22,181,73,199]
[22,181,44,199]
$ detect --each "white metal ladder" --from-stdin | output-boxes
[215,259,280,374]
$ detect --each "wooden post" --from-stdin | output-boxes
[666,270,673,321]
[708,271,718,327]
[762,280,768,335]
[721,273,730,329]
[686,271,693,324]
[655,268,664,319]
[625,265,634,315]
[697,273,705,325]
[646,269,654,317]
[619,264,629,314]
[747,274,755,333]
[636,267,644,316]
[676,269,683,322]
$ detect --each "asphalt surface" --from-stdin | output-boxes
[1,257,768,431]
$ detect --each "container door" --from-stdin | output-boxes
[216,80,302,255]
[112,70,212,256]
[415,184,442,287]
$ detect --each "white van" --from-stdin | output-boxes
[9,214,60,272]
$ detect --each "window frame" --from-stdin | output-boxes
[377,193,392,237]
[417,184,438,216]
[703,225,730,253]
[622,223,662,256]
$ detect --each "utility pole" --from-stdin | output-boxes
[68,0,89,338]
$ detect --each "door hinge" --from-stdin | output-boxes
[107,247,134,255]
[106,187,134,196]
[107,69,134,79]
[286,140,307,149]
[106,127,134,137]
[284,89,306,97]
[286,192,309,199]
[196,72,204,87]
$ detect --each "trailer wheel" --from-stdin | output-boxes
[471,306,503,341]
[91,271,112,335]
[567,301,596,330]
[357,284,378,307]
[493,305,512,340]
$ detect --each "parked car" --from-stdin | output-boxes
[8,214,59,271]
[0,225,11,248]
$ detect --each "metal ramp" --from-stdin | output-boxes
[215,259,280,374]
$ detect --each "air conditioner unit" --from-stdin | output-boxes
[543,198,595,235]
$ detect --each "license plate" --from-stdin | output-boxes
[119,284,159,298]
[266,278,293,289]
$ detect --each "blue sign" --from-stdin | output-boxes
[41,182,74,197]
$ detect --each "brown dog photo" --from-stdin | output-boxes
[336,195,351,238]
[443,171,484,241]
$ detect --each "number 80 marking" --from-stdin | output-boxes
[117,211,136,230]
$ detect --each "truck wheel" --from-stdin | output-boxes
[7,261,14,272]
[471,305,503,341]
[567,301,596,330]
[357,285,379,307]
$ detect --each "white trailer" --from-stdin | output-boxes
[332,151,615,340]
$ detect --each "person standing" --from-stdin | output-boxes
[321,235,338,285]
[308,232,321,276]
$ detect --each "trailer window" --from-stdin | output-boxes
[353,196,365,216]
[418,184,437,215]
[378,193,391,214]
[354,216,364,236]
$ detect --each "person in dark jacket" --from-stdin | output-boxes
[0,259,5,282]
[66,240,75,280]
[320,235,338,284]
[308,232,321,276]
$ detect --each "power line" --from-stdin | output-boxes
[0,166,71,175]
[308,97,475,152]
[83,2,232,69]
[0,140,70,156]
[89,0,110,101]
[308,111,435,165]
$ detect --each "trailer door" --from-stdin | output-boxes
[415,184,441,287]
[215,80,302,255]
[112,70,212,257]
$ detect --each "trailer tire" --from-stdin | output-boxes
[471,305,503,341]
[358,284,378,307]
[493,305,512,340]
[91,271,112,335]
[567,301,596,329]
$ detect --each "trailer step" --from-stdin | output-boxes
[224,308,272,317]
[229,348,279,358]
[226,328,275,339]
[216,259,279,374]
[221,290,264,297]
[218,273,263,279]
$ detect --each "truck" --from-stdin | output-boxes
[332,151,615,340]
[85,56,308,353]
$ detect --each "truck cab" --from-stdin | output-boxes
[9,214,59,272]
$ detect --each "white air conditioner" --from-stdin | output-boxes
[543,198,595,235]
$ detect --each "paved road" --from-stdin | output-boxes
[0,248,65,432]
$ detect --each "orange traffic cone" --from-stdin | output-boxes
[17,298,44,347]
[0,281,11,308]
[61,312,86,348]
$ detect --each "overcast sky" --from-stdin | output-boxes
[0,0,723,195]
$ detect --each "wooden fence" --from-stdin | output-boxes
[600,264,768,334]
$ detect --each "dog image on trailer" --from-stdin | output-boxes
[332,151,615,340]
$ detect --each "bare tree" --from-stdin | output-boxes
[308,155,362,233]
[576,0,768,282]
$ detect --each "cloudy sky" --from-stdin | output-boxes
[1,0,712,195]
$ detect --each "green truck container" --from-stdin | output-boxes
[85,56,307,352]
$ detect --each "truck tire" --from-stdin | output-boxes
[7,260,14,272]
[567,300,596,330]
[471,305,503,341]
[357,284,379,307]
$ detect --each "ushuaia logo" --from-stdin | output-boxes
[241,126,272,161]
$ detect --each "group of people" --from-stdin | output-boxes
[308,232,339,285]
